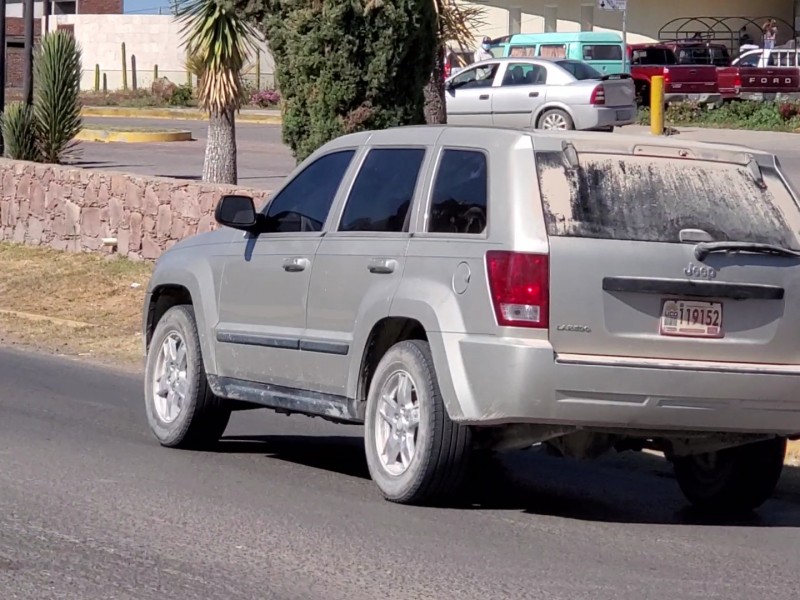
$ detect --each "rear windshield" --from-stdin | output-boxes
[556,60,602,80]
[534,150,800,249]
[631,48,677,65]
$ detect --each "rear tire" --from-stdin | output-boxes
[673,437,786,513]
[364,340,473,505]
[144,304,231,449]
[537,108,574,130]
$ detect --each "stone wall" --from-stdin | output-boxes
[0,159,271,261]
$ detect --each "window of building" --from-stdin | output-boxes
[339,148,426,233]
[428,150,488,235]
[265,150,355,232]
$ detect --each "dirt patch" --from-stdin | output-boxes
[0,242,151,369]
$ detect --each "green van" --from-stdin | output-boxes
[489,31,627,75]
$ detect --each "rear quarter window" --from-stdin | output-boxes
[534,150,800,249]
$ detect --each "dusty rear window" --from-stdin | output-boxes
[534,150,800,249]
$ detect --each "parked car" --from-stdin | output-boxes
[143,125,800,513]
[628,43,721,106]
[718,47,800,101]
[489,31,626,76]
[443,56,636,131]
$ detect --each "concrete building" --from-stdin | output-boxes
[467,0,800,49]
[4,0,123,87]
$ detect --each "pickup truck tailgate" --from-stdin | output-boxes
[666,65,718,94]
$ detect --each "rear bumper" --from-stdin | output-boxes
[572,105,637,130]
[438,333,800,436]
[664,92,722,106]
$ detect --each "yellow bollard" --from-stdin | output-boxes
[650,75,664,136]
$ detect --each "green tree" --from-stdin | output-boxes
[177,0,261,184]
[238,0,437,162]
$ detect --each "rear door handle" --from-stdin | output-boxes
[368,258,397,274]
[479,94,490,100]
[529,91,539,97]
[282,257,310,272]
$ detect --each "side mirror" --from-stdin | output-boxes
[215,194,259,232]
[445,79,455,91]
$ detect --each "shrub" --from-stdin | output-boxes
[34,29,83,163]
[151,77,179,104]
[249,88,280,107]
[254,0,437,161]
[637,100,800,132]
[1,102,41,161]
[168,83,194,106]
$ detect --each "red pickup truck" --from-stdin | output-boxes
[717,48,800,101]
[628,44,721,107]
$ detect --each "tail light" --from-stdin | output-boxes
[734,72,741,90]
[663,67,671,86]
[590,84,606,105]
[486,251,549,329]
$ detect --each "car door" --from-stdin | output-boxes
[445,62,500,125]
[302,142,429,397]
[213,148,359,388]
[491,61,547,127]
[533,140,800,366]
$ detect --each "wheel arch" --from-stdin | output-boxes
[532,102,576,128]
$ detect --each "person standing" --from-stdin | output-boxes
[762,19,777,49]
[474,36,493,62]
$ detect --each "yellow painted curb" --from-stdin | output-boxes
[75,128,193,143]
[79,106,283,125]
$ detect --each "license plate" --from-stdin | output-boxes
[659,299,723,338]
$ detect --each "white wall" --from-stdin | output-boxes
[48,14,275,91]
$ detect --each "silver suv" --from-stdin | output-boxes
[143,125,800,512]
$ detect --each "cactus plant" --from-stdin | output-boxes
[121,41,127,90]
[34,29,83,163]
[131,54,137,90]
[103,73,107,93]
[154,64,158,80]
[1,102,40,161]
[94,63,100,91]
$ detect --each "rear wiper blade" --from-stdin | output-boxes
[695,241,800,261]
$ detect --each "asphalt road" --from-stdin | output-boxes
[75,118,800,193]
[78,118,297,190]
[3,346,800,599]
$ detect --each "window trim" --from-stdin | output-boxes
[328,144,430,238]
[416,145,491,239]
[257,147,361,237]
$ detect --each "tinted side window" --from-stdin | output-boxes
[266,150,355,232]
[428,150,488,235]
[582,44,622,61]
[339,148,426,233]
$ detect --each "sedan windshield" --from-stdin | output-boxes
[556,60,603,80]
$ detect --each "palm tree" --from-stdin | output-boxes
[177,0,261,184]
[424,0,487,124]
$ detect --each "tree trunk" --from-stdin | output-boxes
[424,43,447,125]
[203,107,238,185]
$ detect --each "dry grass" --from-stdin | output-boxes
[0,242,152,369]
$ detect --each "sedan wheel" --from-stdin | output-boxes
[539,108,574,130]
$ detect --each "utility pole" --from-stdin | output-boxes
[23,0,33,106]
[0,0,6,155]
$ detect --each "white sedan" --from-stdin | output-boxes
[444,56,637,131]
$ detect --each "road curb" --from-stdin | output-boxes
[75,128,193,143]
[80,106,283,125]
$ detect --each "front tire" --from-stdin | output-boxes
[144,304,231,449]
[673,437,786,513]
[364,340,472,505]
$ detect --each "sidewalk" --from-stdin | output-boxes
[618,124,800,153]
[80,106,282,124]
